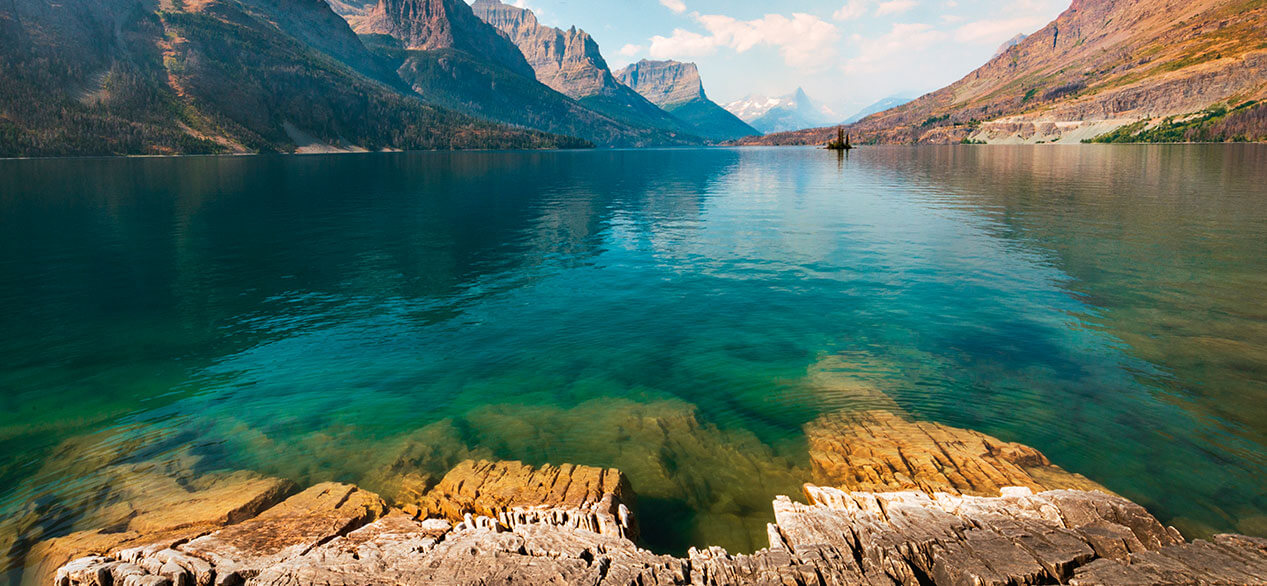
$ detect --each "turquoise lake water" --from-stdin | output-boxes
[1,146,1265,577]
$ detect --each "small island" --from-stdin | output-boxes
[826,127,853,151]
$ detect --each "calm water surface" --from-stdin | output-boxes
[1,146,1265,578]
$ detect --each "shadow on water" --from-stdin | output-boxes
[637,497,698,555]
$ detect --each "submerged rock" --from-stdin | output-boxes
[31,409,1267,585]
[21,471,292,586]
[806,410,1108,496]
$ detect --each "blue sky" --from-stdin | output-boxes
[489,0,1070,117]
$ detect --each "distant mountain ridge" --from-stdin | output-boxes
[841,96,914,125]
[742,0,1267,145]
[725,88,836,133]
[615,59,759,141]
[470,0,698,138]
[351,0,694,147]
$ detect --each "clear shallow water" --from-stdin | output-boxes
[1,146,1265,574]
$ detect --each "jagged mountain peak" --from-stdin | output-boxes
[724,88,836,133]
[356,0,534,77]
[471,0,614,97]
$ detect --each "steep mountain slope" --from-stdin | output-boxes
[469,0,698,137]
[744,0,1267,145]
[615,59,759,141]
[725,88,836,133]
[0,0,578,157]
[352,0,692,147]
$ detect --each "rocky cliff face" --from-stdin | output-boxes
[356,0,534,78]
[470,0,697,136]
[470,0,610,98]
[615,59,706,107]
[744,0,1267,145]
[616,59,760,141]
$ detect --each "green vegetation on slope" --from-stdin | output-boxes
[664,99,760,142]
[1088,101,1267,143]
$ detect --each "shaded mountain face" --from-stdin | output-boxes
[356,0,534,78]
[725,88,836,133]
[745,0,1267,145]
[616,59,759,141]
[351,0,694,146]
[469,0,697,137]
[0,0,579,156]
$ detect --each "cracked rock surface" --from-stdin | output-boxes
[52,481,1267,586]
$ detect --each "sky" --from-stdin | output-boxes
[487,0,1070,118]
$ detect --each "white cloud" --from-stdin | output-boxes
[649,12,840,71]
[953,16,1045,44]
[875,0,917,16]
[833,0,869,20]
[619,43,645,57]
[659,0,687,14]
[844,22,946,74]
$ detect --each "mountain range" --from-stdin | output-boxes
[614,60,759,141]
[0,0,750,156]
[724,88,838,134]
[0,0,588,157]
[4,0,1263,156]
[743,0,1267,145]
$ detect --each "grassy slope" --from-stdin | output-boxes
[664,98,761,142]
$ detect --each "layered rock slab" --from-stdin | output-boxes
[57,478,1267,585]
[399,459,637,540]
[22,471,292,586]
[179,482,386,581]
[806,410,1108,496]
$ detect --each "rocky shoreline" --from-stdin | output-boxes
[20,411,1267,585]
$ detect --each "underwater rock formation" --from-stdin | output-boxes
[31,410,1267,584]
[806,410,1109,496]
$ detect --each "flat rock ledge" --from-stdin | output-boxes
[52,477,1267,586]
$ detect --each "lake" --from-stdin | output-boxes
[1,146,1265,578]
